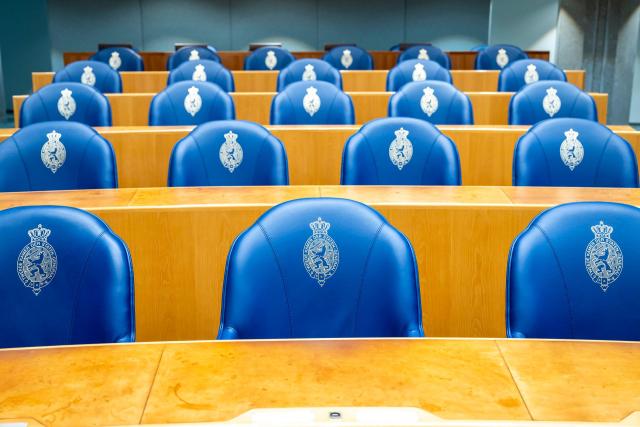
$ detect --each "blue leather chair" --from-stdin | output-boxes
[341,117,461,185]
[323,46,373,70]
[0,121,118,192]
[270,80,354,125]
[386,59,452,91]
[53,60,122,93]
[148,80,235,126]
[277,59,342,91]
[498,59,566,92]
[20,82,112,127]
[0,205,134,348]
[513,118,638,188]
[475,44,528,70]
[507,201,640,340]
[168,120,288,186]
[509,81,597,125]
[218,197,423,339]
[397,45,451,69]
[244,47,295,71]
[90,47,144,72]
[167,46,220,70]
[168,59,235,92]
[388,81,474,125]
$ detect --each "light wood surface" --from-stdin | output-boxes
[0,338,638,426]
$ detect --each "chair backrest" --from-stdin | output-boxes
[218,197,423,339]
[53,60,122,93]
[341,117,461,185]
[507,201,640,340]
[323,46,373,70]
[148,80,235,126]
[167,59,235,92]
[475,44,528,70]
[388,81,474,125]
[244,47,295,71]
[0,121,118,192]
[0,205,134,348]
[397,45,451,69]
[513,118,638,188]
[277,58,342,91]
[20,82,112,127]
[386,59,452,91]
[270,80,354,125]
[498,59,566,92]
[168,120,288,186]
[90,47,144,72]
[509,80,597,125]
[167,46,220,70]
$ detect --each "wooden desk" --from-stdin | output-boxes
[0,186,639,341]
[31,69,586,93]
[1,339,639,426]
[12,91,609,127]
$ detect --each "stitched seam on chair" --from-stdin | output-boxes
[252,134,271,183]
[88,91,101,125]
[532,132,553,185]
[352,222,384,335]
[191,132,212,184]
[419,132,439,184]
[10,133,34,190]
[443,91,456,124]
[166,91,181,125]
[75,134,94,188]
[592,132,613,186]
[36,93,52,122]
[534,224,576,338]
[565,92,581,118]
[524,92,537,124]
[324,90,341,124]
[361,132,381,183]
[257,223,293,337]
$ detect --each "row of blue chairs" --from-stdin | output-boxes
[2,198,638,347]
[21,79,597,127]
[2,117,636,192]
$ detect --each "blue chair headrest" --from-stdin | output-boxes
[53,60,122,93]
[244,47,296,71]
[277,58,342,91]
[386,59,452,91]
[90,47,144,72]
[498,59,566,92]
[397,45,451,69]
[322,46,373,70]
[167,59,235,92]
[167,46,220,70]
[476,44,528,70]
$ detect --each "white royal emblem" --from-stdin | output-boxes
[524,63,539,84]
[389,127,413,170]
[559,128,584,171]
[302,64,316,81]
[17,224,58,296]
[417,48,429,60]
[585,221,623,292]
[341,49,353,69]
[189,49,200,61]
[184,86,202,117]
[412,63,427,81]
[303,86,321,117]
[57,88,76,120]
[192,64,207,81]
[303,217,339,287]
[108,51,122,70]
[41,130,66,173]
[80,66,96,86]
[543,87,561,117]
[496,48,509,68]
[219,130,243,173]
[420,86,439,117]
[265,50,278,70]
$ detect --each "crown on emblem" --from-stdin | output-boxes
[195,64,205,71]
[47,130,61,143]
[309,217,330,234]
[224,130,238,142]
[306,86,318,95]
[60,88,72,97]
[546,87,557,96]
[414,63,425,71]
[498,48,506,55]
[83,66,93,73]
[423,87,435,96]
[343,49,351,55]
[111,51,119,58]
[394,127,409,139]
[28,224,51,241]
[564,128,579,141]
[305,64,314,71]
[591,220,613,238]
[527,64,536,71]
[267,50,275,56]
[188,86,199,95]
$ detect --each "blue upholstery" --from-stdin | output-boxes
[270,81,354,125]
[168,120,288,186]
[148,80,235,126]
[388,81,474,125]
[90,47,144,72]
[277,59,342,91]
[168,60,235,92]
[475,44,528,70]
[498,59,566,92]
[244,47,295,71]
[0,121,118,192]
[341,117,461,185]
[507,201,640,340]
[323,46,373,70]
[218,197,423,339]
[386,59,452,91]
[20,82,112,127]
[513,118,638,188]
[53,60,122,93]
[0,205,134,348]
[509,81,597,125]
[397,45,451,69]
[167,46,220,70]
